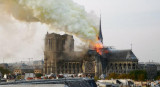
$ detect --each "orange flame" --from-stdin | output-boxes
[94,43,103,55]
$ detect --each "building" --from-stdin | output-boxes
[33,60,44,69]
[106,49,138,74]
[34,69,43,74]
[14,63,34,74]
[145,64,157,79]
[14,69,34,75]
[44,18,138,77]
[0,63,9,69]
[138,62,157,79]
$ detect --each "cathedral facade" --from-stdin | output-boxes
[43,32,138,77]
[43,17,138,77]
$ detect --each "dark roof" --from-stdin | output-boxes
[108,49,137,60]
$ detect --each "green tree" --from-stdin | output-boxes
[0,67,10,75]
[106,73,119,79]
[155,70,160,80]
[35,73,43,78]
[117,74,129,79]
[94,76,99,81]
[129,70,147,81]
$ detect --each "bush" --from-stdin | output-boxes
[94,76,99,81]
[35,73,43,78]
[129,70,147,81]
[106,73,119,79]
[0,67,10,75]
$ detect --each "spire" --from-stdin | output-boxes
[98,14,103,43]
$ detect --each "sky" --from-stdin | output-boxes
[0,0,160,63]
[73,0,160,63]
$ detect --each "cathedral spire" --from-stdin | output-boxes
[98,14,103,43]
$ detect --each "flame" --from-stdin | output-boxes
[94,42,103,55]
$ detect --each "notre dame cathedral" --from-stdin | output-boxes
[43,19,138,77]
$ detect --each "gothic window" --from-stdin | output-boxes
[128,64,131,69]
[119,63,122,70]
[48,39,52,50]
[124,64,126,68]
[50,39,52,50]
[48,39,50,50]
[77,63,79,73]
[132,63,135,69]
[85,62,94,72]
[73,63,75,74]
[65,63,67,69]
[115,63,117,69]
[69,63,71,73]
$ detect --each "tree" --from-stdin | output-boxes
[117,74,129,79]
[129,70,147,81]
[94,76,99,81]
[106,73,119,79]
[35,73,43,78]
[155,70,160,80]
[0,67,10,75]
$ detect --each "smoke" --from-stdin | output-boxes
[63,35,88,57]
[0,10,47,62]
[0,0,99,62]
[64,36,73,53]
[0,0,99,41]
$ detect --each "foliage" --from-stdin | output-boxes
[105,70,147,81]
[129,70,147,81]
[157,70,160,76]
[16,75,21,80]
[106,73,119,79]
[94,76,99,81]
[156,76,160,80]
[0,67,10,75]
[35,73,43,78]
[117,74,129,79]
[155,70,160,80]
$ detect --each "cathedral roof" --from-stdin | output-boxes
[108,49,137,60]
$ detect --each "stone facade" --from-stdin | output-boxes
[106,50,138,74]
[44,33,138,77]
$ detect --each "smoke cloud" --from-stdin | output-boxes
[0,10,48,62]
[0,0,99,41]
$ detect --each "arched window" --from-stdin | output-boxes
[77,63,79,73]
[132,63,136,69]
[128,63,131,69]
[73,63,75,74]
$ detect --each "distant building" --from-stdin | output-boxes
[33,60,44,69]
[34,69,42,74]
[145,64,157,79]
[14,69,22,74]
[157,64,160,71]
[14,69,34,75]
[0,63,9,69]
[138,62,157,80]
[14,64,34,75]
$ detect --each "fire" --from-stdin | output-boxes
[94,42,103,55]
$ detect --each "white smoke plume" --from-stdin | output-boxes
[0,9,48,62]
[0,0,99,41]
